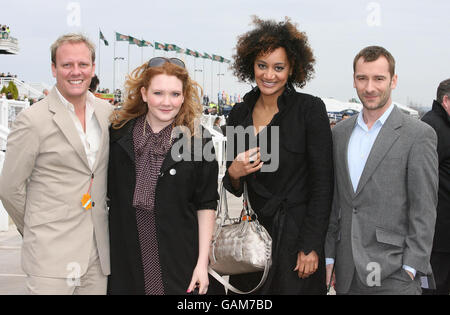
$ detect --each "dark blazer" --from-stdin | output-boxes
[223,85,334,294]
[422,101,450,253]
[107,118,223,295]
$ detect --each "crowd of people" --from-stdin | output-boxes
[0,17,448,297]
[1,25,11,39]
[0,72,18,78]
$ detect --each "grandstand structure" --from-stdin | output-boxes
[0,32,19,55]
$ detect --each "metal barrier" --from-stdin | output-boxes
[0,78,44,100]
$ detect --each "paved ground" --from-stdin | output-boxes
[0,192,243,295]
[0,226,26,295]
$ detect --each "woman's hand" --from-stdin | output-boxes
[187,263,209,295]
[187,209,215,295]
[228,148,263,189]
[294,250,319,279]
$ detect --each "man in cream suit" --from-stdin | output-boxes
[325,46,438,295]
[0,34,111,294]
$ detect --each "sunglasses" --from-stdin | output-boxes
[147,57,186,69]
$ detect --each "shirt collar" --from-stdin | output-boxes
[356,102,394,131]
[55,87,95,115]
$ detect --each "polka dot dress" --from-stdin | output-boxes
[133,116,173,295]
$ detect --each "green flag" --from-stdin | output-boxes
[212,54,225,62]
[165,44,177,52]
[202,52,213,60]
[99,30,109,46]
[140,40,153,47]
[128,36,141,46]
[116,32,129,42]
[185,49,201,58]
[155,42,167,50]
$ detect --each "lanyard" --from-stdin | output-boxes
[81,174,94,211]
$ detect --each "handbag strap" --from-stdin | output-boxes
[215,181,254,235]
[210,181,270,294]
[208,258,270,295]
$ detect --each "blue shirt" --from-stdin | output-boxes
[347,104,394,192]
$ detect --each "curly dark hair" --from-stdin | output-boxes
[232,16,315,88]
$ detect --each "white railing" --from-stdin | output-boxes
[201,114,227,179]
[29,82,52,94]
[0,78,44,100]
[0,97,30,231]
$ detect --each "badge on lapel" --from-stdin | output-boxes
[82,194,92,211]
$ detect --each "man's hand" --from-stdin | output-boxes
[326,263,335,288]
[405,269,415,280]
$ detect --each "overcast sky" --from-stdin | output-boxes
[1,0,449,107]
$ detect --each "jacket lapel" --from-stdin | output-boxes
[48,87,90,170]
[115,119,136,164]
[354,106,403,197]
[91,100,110,171]
[160,132,189,174]
[341,116,358,198]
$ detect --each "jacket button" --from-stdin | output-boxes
[353,208,358,214]
[169,169,176,176]
[92,202,95,207]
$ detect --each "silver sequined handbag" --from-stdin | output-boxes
[208,181,272,294]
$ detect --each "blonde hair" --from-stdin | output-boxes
[51,33,96,65]
[111,62,203,136]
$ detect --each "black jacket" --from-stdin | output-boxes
[422,101,450,253]
[107,118,223,294]
[223,86,334,294]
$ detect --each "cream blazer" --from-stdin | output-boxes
[0,87,112,278]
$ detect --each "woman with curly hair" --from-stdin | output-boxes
[107,58,224,295]
[223,17,334,294]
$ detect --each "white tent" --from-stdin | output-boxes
[321,97,419,119]
[392,102,419,118]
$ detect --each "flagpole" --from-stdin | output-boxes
[202,58,205,96]
[98,28,101,79]
[113,31,116,92]
[128,42,130,74]
[194,57,196,81]
[211,59,214,103]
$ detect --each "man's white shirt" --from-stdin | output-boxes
[55,88,101,170]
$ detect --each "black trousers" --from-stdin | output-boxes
[423,251,450,295]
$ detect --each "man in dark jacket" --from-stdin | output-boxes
[422,78,450,295]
